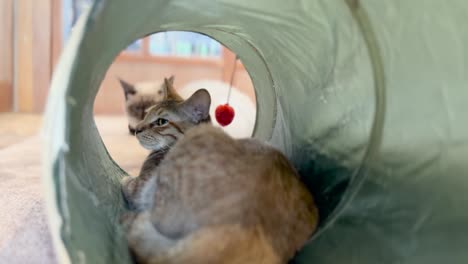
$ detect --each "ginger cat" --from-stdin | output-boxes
[120,79,318,264]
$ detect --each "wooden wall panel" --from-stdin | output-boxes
[15,0,52,113]
[51,0,62,71]
[15,0,34,112]
[0,0,14,112]
[33,0,52,112]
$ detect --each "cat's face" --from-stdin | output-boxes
[135,89,211,151]
[119,76,180,135]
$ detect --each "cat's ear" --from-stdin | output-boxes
[160,79,169,99]
[164,75,175,91]
[167,75,175,86]
[163,76,183,101]
[118,78,136,99]
[181,89,211,123]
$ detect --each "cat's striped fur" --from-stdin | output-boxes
[121,87,211,208]
[121,81,318,264]
[119,76,182,134]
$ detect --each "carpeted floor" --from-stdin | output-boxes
[0,113,147,263]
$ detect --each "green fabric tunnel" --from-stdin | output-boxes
[43,0,468,263]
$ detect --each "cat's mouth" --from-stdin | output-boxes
[136,133,163,150]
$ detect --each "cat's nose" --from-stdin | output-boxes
[135,127,143,134]
[135,123,149,135]
[135,124,145,135]
[128,125,136,135]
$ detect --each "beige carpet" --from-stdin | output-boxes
[0,114,43,148]
[0,114,147,263]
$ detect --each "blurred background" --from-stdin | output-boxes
[0,0,256,171]
[0,0,255,115]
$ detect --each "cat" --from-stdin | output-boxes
[120,77,256,138]
[120,80,318,264]
[119,76,181,135]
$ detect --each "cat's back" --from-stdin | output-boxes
[155,125,318,260]
[161,125,278,174]
[157,124,259,193]
[169,124,242,156]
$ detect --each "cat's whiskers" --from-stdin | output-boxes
[156,131,177,140]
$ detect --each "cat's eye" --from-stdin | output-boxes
[153,118,169,126]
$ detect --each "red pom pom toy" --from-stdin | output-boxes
[215,55,238,127]
[215,104,235,127]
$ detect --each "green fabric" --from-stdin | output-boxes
[43,0,468,263]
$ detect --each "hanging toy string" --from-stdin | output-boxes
[226,55,238,104]
[215,55,238,127]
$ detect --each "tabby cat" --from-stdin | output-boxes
[119,76,181,134]
[120,79,318,264]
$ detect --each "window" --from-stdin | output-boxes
[148,32,221,58]
[61,0,92,42]
[61,0,222,61]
